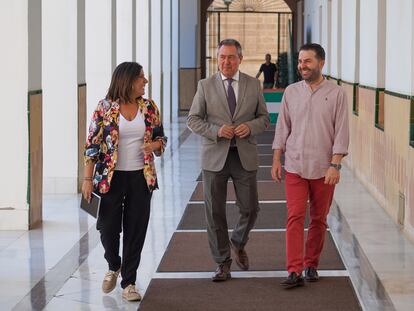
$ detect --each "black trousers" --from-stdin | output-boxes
[97,170,152,288]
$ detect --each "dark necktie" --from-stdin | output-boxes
[226,79,236,116]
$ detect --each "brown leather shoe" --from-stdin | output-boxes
[231,242,249,270]
[212,260,232,282]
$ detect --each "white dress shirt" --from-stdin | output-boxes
[221,70,240,103]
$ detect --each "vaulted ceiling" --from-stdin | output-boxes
[208,0,292,13]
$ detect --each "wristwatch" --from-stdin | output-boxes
[330,163,342,170]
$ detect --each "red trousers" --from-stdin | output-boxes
[285,171,335,274]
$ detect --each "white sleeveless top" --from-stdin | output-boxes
[115,111,146,171]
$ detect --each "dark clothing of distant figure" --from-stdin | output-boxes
[259,63,277,89]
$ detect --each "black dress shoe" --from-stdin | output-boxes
[305,267,319,282]
[280,272,304,289]
[212,259,232,282]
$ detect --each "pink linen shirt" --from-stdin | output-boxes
[272,79,349,179]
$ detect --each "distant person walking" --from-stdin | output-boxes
[256,53,278,89]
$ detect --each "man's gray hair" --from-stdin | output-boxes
[217,39,243,57]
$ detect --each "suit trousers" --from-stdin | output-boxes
[285,171,335,274]
[203,148,259,264]
[96,170,152,289]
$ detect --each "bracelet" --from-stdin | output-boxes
[84,177,93,181]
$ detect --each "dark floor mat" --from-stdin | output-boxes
[257,135,274,144]
[157,231,345,272]
[259,154,273,165]
[259,153,284,164]
[196,167,284,181]
[257,130,276,137]
[190,181,285,201]
[257,144,273,154]
[139,278,361,311]
[177,203,310,230]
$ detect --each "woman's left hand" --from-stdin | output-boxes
[141,141,160,156]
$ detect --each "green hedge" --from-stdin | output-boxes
[277,52,301,88]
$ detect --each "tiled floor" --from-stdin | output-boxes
[1,118,413,310]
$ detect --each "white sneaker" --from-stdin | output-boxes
[122,284,142,301]
[102,269,120,293]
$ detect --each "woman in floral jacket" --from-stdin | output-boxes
[82,62,167,301]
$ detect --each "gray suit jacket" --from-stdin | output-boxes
[187,72,270,172]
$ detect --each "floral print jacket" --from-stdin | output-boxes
[84,97,167,193]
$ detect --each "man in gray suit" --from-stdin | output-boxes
[187,39,269,282]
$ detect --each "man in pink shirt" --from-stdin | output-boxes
[271,43,349,289]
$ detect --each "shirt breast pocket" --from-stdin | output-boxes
[322,97,337,121]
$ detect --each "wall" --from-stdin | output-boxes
[0,0,29,229]
[162,0,172,122]
[385,0,412,95]
[136,0,149,92]
[180,0,198,68]
[150,0,162,108]
[359,0,380,87]
[171,0,180,120]
[179,0,199,110]
[341,0,358,82]
[330,0,341,78]
[117,0,133,63]
[85,0,112,126]
[42,0,78,194]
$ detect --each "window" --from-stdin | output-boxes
[352,84,359,115]
[375,89,385,130]
[410,99,414,147]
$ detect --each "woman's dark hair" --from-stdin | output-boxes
[106,62,143,103]
[299,43,325,60]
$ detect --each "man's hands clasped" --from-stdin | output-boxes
[218,123,251,139]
